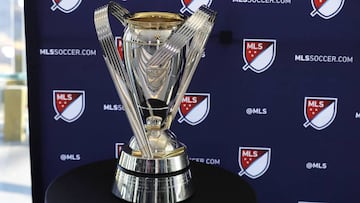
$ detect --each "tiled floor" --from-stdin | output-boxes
[0,104,32,202]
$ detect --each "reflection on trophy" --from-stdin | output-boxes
[94,1,216,202]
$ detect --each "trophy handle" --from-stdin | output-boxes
[108,1,131,27]
[146,6,216,69]
[146,6,217,127]
[94,2,153,158]
[168,19,215,126]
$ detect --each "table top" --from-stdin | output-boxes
[45,159,257,203]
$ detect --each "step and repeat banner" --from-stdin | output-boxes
[25,0,359,202]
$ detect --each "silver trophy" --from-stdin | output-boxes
[94,1,216,202]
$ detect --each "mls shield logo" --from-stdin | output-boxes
[180,0,213,14]
[53,90,85,123]
[178,93,210,126]
[115,36,124,60]
[238,147,271,179]
[242,39,276,73]
[51,0,82,13]
[303,97,338,130]
[115,143,124,159]
[310,0,345,19]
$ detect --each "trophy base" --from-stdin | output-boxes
[112,145,194,203]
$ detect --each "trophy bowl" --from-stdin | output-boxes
[94,2,216,202]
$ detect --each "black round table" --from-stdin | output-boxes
[45,159,257,203]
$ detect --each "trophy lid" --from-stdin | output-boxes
[127,12,184,29]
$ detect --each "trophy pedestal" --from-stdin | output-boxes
[112,145,194,203]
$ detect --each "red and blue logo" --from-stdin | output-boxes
[242,39,276,73]
[51,0,82,13]
[238,147,271,179]
[53,90,85,123]
[180,0,213,14]
[115,143,124,159]
[303,97,338,130]
[310,0,345,19]
[178,93,210,126]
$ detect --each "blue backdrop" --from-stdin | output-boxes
[25,0,359,202]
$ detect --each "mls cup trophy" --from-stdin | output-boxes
[94,1,216,202]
